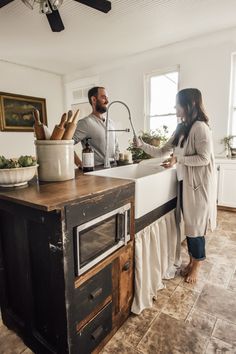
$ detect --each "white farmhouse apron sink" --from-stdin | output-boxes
[87,162,177,219]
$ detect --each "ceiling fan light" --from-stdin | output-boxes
[49,0,63,10]
[21,0,35,10]
[39,0,52,14]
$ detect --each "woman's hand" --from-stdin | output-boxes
[161,155,177,168]
[133,137,143,148]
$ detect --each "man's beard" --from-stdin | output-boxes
[96,100,107,113]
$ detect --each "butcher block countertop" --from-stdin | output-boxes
[0,170,134,211]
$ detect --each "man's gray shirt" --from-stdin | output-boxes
[73,113,119,166]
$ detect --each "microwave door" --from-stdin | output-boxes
[76,203,131,276]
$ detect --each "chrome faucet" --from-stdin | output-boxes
[104,100,137,168]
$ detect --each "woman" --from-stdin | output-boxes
[136,88,217,283]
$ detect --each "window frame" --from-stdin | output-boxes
[228,53,236,135]
[144,66,180,132]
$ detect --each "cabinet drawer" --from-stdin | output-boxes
[75,264,112,323]
[119,244,133,311]
[76,302,112,354]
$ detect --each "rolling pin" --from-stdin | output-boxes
[67,110,73,123]
[33,109,46,140]
[50,113,67,140]
[63,110,73,130]
[62,109,80,140]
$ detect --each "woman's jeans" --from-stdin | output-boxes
[186,236,206,260]
[179,180,206,261]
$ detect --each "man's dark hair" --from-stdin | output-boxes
[88,86,105,105]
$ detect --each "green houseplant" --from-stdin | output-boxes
[127,125,169,162]
[221,135,236,158]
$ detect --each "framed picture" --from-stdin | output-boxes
[0,92,47,132]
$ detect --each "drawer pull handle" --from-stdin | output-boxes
[91,325,104,341]
[90,287,103,300]
[122,261,130,272]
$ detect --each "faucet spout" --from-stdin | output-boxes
[104,101,137,169]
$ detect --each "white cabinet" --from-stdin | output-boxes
[216,158,236,208]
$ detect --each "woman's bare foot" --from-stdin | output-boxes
[180,256,193,277]
[185,259,201,283]
[180,263,192,277]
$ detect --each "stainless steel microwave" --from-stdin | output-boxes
[75,203,131,276]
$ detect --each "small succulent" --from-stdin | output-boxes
[5,158,20,169]
[18,155,37,167]
[0,156,7,169]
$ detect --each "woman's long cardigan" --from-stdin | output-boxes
[141,121,217,237]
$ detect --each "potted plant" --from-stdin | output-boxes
[127,125,169,162]
[221,135,236,158]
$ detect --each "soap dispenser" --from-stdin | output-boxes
[82,137,94,172]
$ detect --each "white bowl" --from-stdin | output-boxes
[0,165,38,187]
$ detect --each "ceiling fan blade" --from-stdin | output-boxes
[74,0,111,13]
[0,0,14,8]
[46,10,65,32]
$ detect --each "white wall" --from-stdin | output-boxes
[0,61,64,158]
[64,27,236,156]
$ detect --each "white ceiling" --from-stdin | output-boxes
[1,0,236,75]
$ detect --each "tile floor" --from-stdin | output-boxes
[1,209,236,354]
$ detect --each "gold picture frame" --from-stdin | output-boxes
[0,92,47,132]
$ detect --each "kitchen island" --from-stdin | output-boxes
[0,171,135,354]
[88,163,182,314]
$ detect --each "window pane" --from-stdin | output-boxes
[150,72,178,116]
[229,55,236,135]
[232,110,236,136]
[233,68,236,106]
[150,115,177,137]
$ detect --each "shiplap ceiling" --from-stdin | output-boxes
[1,0,236,75]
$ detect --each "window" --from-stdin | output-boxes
[145,68,179,136]
[229,53,236,137]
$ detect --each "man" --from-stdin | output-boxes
[73,86,119,167]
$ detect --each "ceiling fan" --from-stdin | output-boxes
[0,0,111,32]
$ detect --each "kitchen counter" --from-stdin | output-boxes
[215,156,236,163]
[0,169,134,211]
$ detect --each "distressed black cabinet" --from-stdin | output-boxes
[0,179,135,354]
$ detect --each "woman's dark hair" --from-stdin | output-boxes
[88,86,105,105]
[172,88,209,147]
